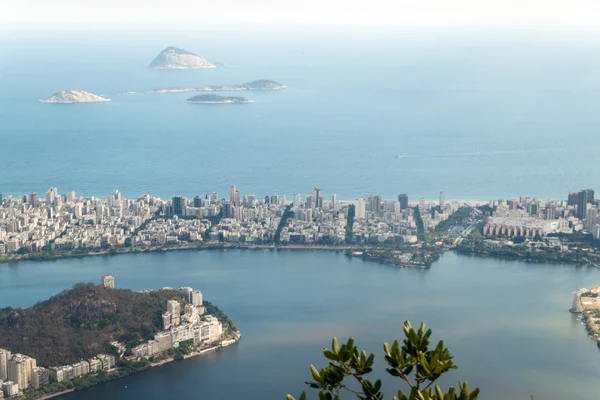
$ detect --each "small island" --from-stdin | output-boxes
[150,79,286,94]
[185,94,253,104]
[149,47,216,69]
[40,90,110,104]
[0,276,239,399]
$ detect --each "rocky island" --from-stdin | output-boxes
[149,47,216,69]
[185,94,253,104]
[40,90,110,104]
[151,79,286,93]
[0,276,239,399]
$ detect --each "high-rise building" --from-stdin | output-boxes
[172,196,184,215]
[355,198,366,219]
[372,195,382,214]
[8,354,32,390]
[74,203,83,219]
[102,275,115,289]
[167,300,181,317]
[314,188,323,209]
[222,202,234,218]
[193,196,202,208]
[31,367,49,389]
[30,192,38,207]
[234,190,241,206]
[577,190,589,220]
[585,189,595,204]
[67,191,76,202]
[167,300,181,326]
[306,194,314,209]
[592,224,600,240]
[0,349,11,380]
[271,194,279,205]
[191,290,203,307]
[398,194,409,210]
[293,194,301,206]
[230,185,237,204]
[439,192,444,205]
[419,198,425,208]
[332,194,337,207]
[586,208,598,231]
[568,192,579,206]
[0,192,3,204]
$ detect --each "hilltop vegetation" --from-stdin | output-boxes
[0,283,187,365]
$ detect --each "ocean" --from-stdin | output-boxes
[1,29,600,201]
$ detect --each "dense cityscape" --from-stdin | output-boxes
[1,186,600,270]
[0,275,236,399]
[0,187,457,264]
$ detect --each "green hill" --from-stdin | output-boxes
[0,284,189,366]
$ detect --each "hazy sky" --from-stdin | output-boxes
[3,0,600,31]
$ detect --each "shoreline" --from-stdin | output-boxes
[3,241,598,270]
[0,244,354,265]
[28,334,241,400]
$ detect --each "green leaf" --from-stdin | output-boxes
[332,337,340,354]
[310,365,322,382]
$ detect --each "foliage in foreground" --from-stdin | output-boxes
[287,321,479,400]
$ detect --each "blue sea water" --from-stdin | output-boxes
[1,30,600,200]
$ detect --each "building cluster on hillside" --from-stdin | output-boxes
[0,187,460,255]
[0,275,225,398]
[0,350,40,397]
[131,286,223,360]
[483,189,600,238]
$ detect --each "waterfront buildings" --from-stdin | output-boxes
[7,354,35,391]
[1,186,598,258]
[31,367,49,389]
[133,286,223,360]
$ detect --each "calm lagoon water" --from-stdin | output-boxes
[1,250,599,400]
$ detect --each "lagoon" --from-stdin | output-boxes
[1,250,599,399]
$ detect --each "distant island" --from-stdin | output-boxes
[149,47,216,69]
[150,79,286,93]
[0,276,239,399]
[185,94,253,104]
[40,91,110,104]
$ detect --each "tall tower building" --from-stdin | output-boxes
[191,290,203,306]
[568,192,579,206]
[332,194,337,207]
[439,192,444,205]
[398,194,409,210]
[306,194,314,209]
[167,300,181,326]
[372,195,382,214]
[355,198,366,219]
[577,190,589,220]
[293,194,301,207]
[8,355,30,390]
[585,189,595,204]
[314,188,323,209]
[172,195,184,215]
[0,349,11,380]
[234,190,241,206]
[230,185,237,204]
[102,275,115,289]
[67,191,76,202]
[30,192,38,207]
